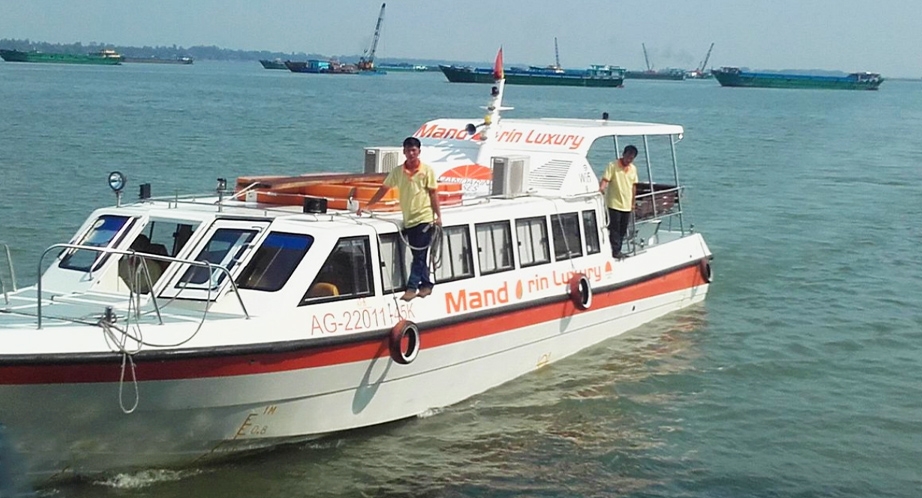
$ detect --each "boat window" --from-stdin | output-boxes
[59,215,134,272]
[144,221,198,259]
[515,216,550,268]
[435,225,474,282]
[551,213,583,261]
[177,228,258,290]
[475,221,513,275]
[118,235,165,294]
[582,210,601,255]
[300,236,374,305]
[237,232,314,292]
[378,233,406,293]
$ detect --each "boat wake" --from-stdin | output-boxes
[93,468,204,489]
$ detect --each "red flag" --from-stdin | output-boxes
[493,47,504,80]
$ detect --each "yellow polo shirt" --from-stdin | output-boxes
[384,162,437,228]
[602,161,638,212]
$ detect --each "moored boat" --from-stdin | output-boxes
[0,48,122,65]
[0,50,711,486]
[259,58,287,70]
[378,63,429,72]
[440,63,625,87]
[122,56,193,65]
[625,44,686,80]
[286,59,358,74]
[712,66,884,90]
[624,69,687,81]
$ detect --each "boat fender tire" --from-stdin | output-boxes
[568,273,592,310]
[699,259,713,283]
[390,320,421,365]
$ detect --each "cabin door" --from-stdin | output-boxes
[159,219,270,301]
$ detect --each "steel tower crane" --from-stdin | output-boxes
[697,42,715,73]
[358,3,385,71]
[688,42,715,78]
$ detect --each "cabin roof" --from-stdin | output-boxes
[415,118,683,158]
[504,118,684,136]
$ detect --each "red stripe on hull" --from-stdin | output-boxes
[0,263,707,384]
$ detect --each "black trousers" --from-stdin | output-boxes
[608,208,632,256]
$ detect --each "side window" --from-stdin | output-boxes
[301,236,374,304]
[551,213,583,261]
[379,233,406,293]
[515,217,550,268]
[582,210,601,255]
[435,225,474,282]
[59,215,134,272]
[144,221,198,259]
[177,228,258,289]
[475,221,513,275]
[237,232,314,292]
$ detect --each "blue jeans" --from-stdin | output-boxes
[405,222,433,291]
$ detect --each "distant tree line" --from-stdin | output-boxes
[0,38,459,66]
[0,38,325,61]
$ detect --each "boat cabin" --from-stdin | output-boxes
[3,115,692,331]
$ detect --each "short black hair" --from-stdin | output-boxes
[403,136,421,149]
[623,145,638,156]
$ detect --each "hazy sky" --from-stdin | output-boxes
[2,0,919,77]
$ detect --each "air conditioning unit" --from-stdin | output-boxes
[491,155,530,197]
[364,147,405,174]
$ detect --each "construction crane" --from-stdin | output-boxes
[697,42,714,73]
[642,43,653,71]
[689,42,715,79]
[554,37,561,70]
[357,3,385,72]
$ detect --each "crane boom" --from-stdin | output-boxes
[554,37,560,69]
[359,3,385,71]
[642,43,652,71]
[698,42,714,72]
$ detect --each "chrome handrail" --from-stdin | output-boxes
[36,243,250,329]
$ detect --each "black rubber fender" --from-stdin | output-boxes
[699,259,713,283]
[389,320,420,364]
[568,273,592,310]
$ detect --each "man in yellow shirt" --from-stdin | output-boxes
[359,137,442,300]
[599,145,639,259]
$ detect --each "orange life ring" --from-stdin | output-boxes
[568,273,592,310]
[389,320,420,364]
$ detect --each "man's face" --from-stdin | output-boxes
[404,145,421,163]
[622,152,637,164]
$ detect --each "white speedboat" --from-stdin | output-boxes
[0,53,712,485]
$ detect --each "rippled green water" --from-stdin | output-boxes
[1,62,921,497]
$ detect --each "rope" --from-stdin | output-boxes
[348,212,443,308]
[99,319,140,414]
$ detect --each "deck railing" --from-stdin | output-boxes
[36,244,250,329]
[0,243,17,305]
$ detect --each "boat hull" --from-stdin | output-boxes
[285,60,358,74]
[259,59,287,70]
[0,236,709,483]
[0,49,122,65]
[122,57,193,65]
[440,65,624,88]
[712,68,883,90]
[624,70,686,81]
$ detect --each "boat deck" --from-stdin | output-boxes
[0,288,242,331]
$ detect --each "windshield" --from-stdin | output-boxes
[177,228,258,290]
[59,215,134,272]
